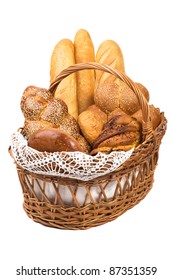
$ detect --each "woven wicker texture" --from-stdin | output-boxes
[10,63,167,230]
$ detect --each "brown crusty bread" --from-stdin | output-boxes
[21,85,90,153]
[95,39,125,85]
[94,79,151,116]
[78,105,107,144]
[50,39,78,119]
[28,128,84,153]
[94,80,141,115]
[132,105,161,130]
[74,29,95,114]
[91,109,141,154]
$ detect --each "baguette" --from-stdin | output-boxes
[74,29,95,113]
[95,39,125,85]
[50,39,78,119]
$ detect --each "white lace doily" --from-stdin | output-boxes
[10,132,134,181]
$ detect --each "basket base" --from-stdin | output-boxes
[22,180,153,230]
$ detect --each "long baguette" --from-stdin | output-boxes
[50,39,78,119]
[74,29,95,114]
[95,39,125,85]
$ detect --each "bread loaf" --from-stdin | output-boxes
[50,39,78,119]
[74,29,95,113]
[19,30,159,157]
[91,109,141,155]
[24,119,56,137]
[20,85,90,153]
[78,105,107,144]
[132,105,161,130]
[28,128,84,153]
[95,39,125,85]
[94,79,150,115]
[94,80,139,115]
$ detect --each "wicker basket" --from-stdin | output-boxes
[10,62,167,230]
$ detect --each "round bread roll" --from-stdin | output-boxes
[94,79,150,115]
[28,128,84,153]
[78,105,107,144]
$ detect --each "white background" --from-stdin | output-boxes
[0,0,172,279]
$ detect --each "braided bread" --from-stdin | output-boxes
[20,85,90,153]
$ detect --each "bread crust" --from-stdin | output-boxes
[74,29,95,113]
[132,105,161,130]
[95,39,125,85]
[94,80,141,115]
[50,39,78,119]
[28,128,84,153]
[21,85,90,153]
[78,105,107,144]
[91,111,141,154]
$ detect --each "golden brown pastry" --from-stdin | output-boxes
[20,85,90,153]
[74,29,95,113]
[28,128,84,153]
[50,39,78,119]
[108,107,127,120]
[78,105,107,144]
[91,109,141,154]
[95,39,125,85]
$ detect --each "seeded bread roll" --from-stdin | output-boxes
[74,29,95,114]
[94,79,150,115]
[94,80,139,115]
[50,39,78,119]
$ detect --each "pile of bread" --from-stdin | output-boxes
[20,29,161,155]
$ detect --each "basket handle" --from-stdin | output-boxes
[48,62,152,140]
